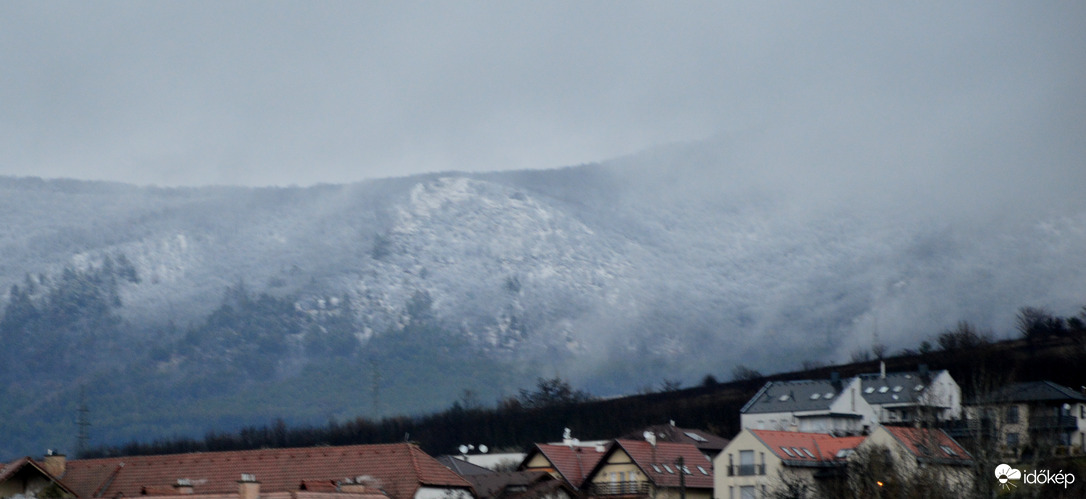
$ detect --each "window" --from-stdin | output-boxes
[739,486,756,499]
[663,464,674,474]
[801,448,815,458]
[791,447,804,458]
[780,446,795,457]
[878,386,890,393]
[865,387,875,394]
[684,432,708,443]
[739,450,755,476]
[696,466,708,475]
[940,445,956,456]
[1006,432,1020,447]
[1006,406,1019,424]
[651,464,661,473]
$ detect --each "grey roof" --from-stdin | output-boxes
[858,371,945,406]
[741,379,845,415]
[437,455,497,476]
[977,381,1086,404]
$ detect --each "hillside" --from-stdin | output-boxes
[2,137,1085,458]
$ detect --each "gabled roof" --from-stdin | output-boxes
[621,424,729,454]
[60,443,472,499]
[740,379,848,415]
[748,430,864,466]
[858,370,950,407]
[0,457,78,497]
[590,440,713,490]
[519,444,607,489]
[879,427,972,465]
[977,381,1086,404]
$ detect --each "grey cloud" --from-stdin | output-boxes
[0,1,1083,197]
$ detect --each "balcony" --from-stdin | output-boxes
[727,464,766,476]
[1029,415,1078,431]
[589,482,651,496]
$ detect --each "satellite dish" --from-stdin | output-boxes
[479,445,489,454]
[459,445,469,454]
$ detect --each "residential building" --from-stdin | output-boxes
[0,455,76,499]
[582,440,712,499]
[856,426,973,493]
[858,363,962,423]
[739,375,877,434]
[518,443,608,491]
[965,381,1086,455]
[457,471,573,499]
[712,429,863,499]
[621,422,729,460]
[50,443,473,499]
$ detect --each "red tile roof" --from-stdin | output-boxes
[59,443,472,499]
[621,425,730,454]
[521,444,608,489]
[601,440,714,490]
[880,426,971,463]
[749,430,864,464]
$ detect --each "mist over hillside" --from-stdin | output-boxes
[2,136,1084,458]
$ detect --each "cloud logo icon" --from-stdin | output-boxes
[995,464,1021,488]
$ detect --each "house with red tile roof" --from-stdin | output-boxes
[1,455,77,499]
[45,443,473,499]
[712,429,863,499]
[620,422,729,460]
[857,426,973,492]
[518,443,608,491]
[581,440,713,499]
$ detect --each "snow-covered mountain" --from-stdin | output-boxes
[2,137,1085,456]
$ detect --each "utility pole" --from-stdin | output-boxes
[76,386,90,456]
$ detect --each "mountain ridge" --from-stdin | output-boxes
[2,138,1084,457]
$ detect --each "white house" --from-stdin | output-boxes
[739,375,878,435]
[858,363,962,424]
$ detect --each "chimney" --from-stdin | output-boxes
[879,361,886,379]
[174,479,195,495]
[830,372,841,392]
[238,474,260,499]
[41,451,66,477]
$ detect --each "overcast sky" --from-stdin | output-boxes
[1,1,1084,188]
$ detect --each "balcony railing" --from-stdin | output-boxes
[589,482,650,496]
[1029,415,1078,431]
[727,464,766,476]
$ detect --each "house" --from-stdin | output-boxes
[518,443,608,491]
[966,380,1086,455]
[712,429,863,499]
[855,426,973,493]
[456,471,573,499]
[739,374,878,434]
[858,363,962,423]
[582,440,712,499]
[51,443,473,499]
[1,454,77,499]
[621,422,729,460]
